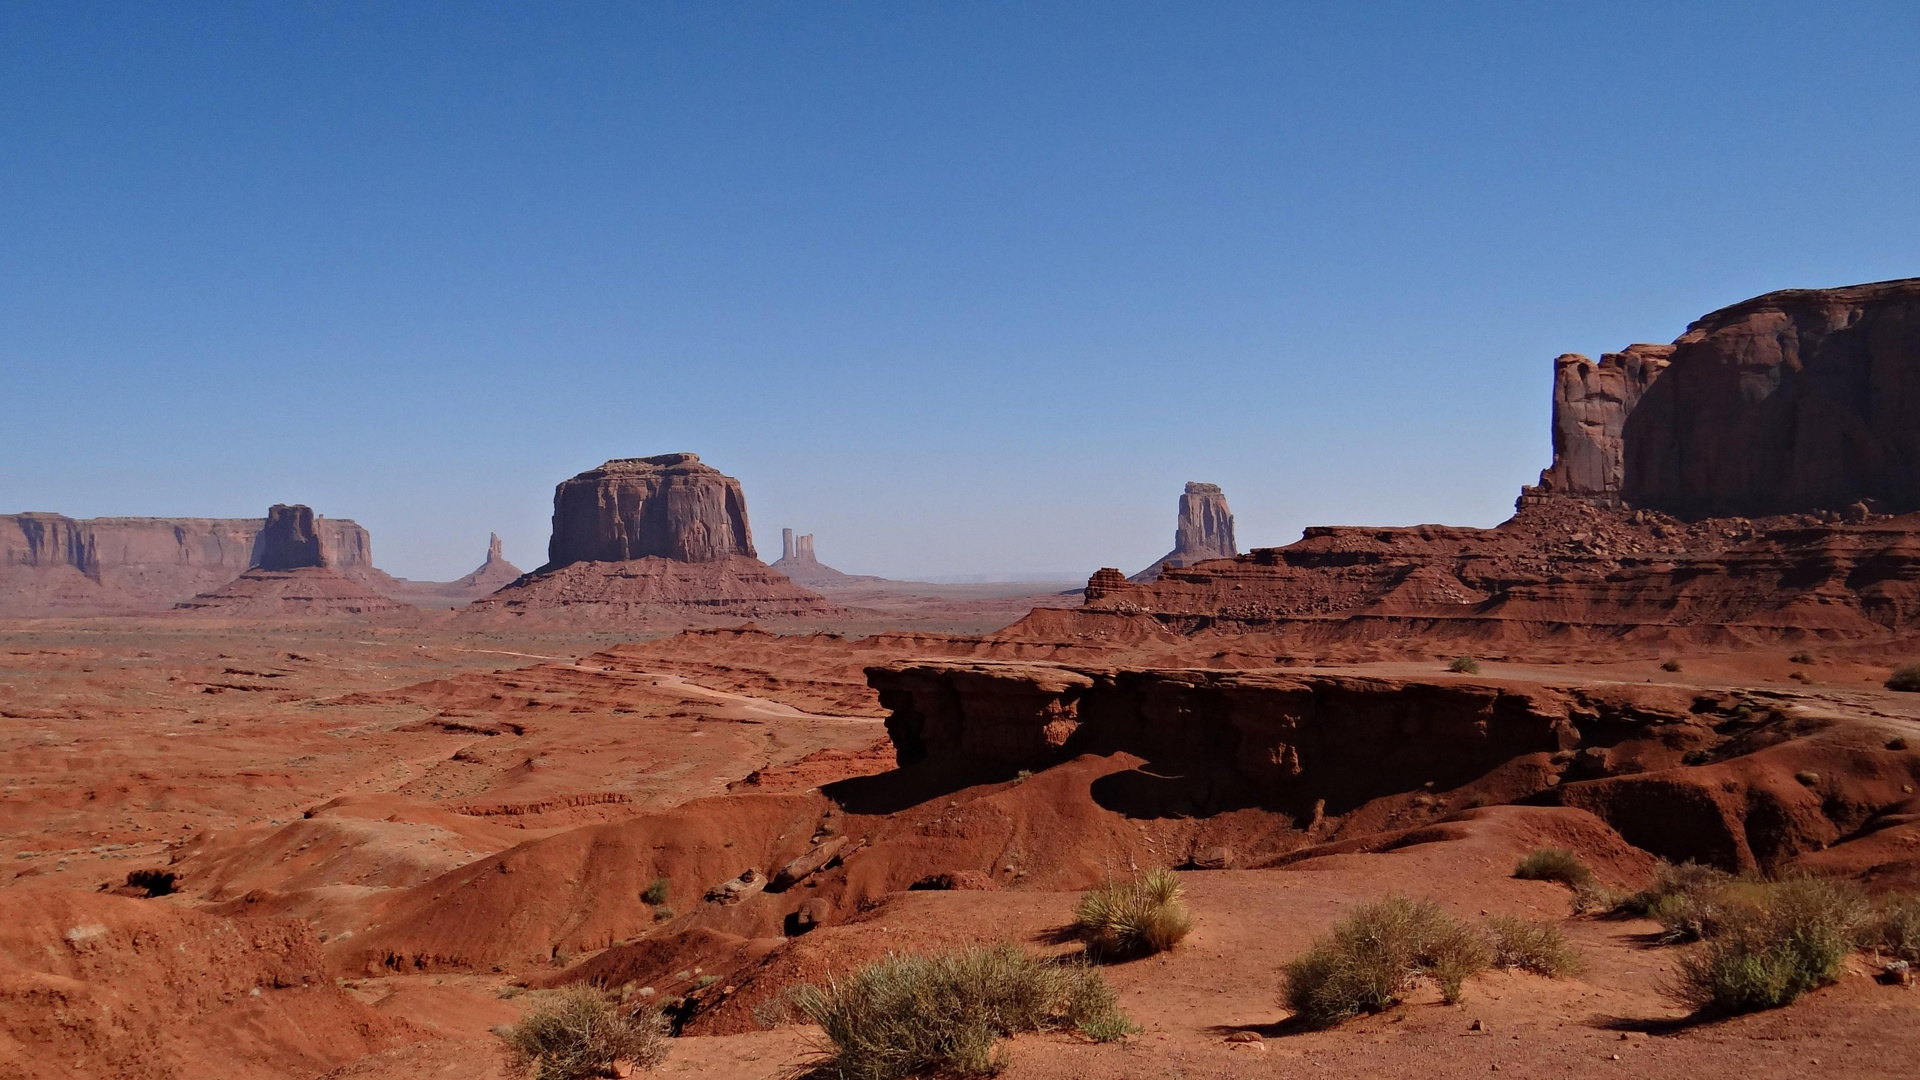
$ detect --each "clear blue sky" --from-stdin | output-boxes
[4,3,1916,580]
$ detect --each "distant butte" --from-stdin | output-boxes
[174,504,410,617]
[1132,481,1237,582]
[469,454,843,622]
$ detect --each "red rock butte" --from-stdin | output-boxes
[471,453,843,621]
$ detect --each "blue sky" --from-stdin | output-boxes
[4,2,1917,580]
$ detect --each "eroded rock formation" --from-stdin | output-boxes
[770,527,863,587]
[546,454,755,568]
[1526,277,1920,517]
[1133,482,1236,581]
[472,455,842,621]
[257,504,325,570]
[1,511,379,616]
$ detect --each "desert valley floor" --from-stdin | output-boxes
[5,609,1919,1079]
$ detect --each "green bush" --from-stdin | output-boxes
[1073,869,1193,959]
[1670,877,1868,1015]
[1448,656,1481,675]
[1513,848,1594,890]
[499,986,670,1079]
[642,876,671,906]
[1281,896,1489,1028]
[792,945,1133,1080]
[1484,916,1582,977]
[1887,664,1920,692]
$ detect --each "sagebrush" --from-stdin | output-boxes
[498,987,669,1079]
[1513,848,1593,890]
[1888,664,1920,692]
[1668,876,1868,1014]
[1281,896,1490,1028]
[792,944,1133,1080]
[1073,869,1193,959]
[1485,916,1582,977]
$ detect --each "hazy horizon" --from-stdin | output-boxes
[5,3,1917,580]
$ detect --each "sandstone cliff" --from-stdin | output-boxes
[546,454,755,568]
[1622,278,1920,517]
[1133,482,1237,581]
[1526,277,1920,516]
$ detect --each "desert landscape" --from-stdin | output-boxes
[4,276,1920,1079]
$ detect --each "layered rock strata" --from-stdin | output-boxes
[1133,482,1237,581]
[1023,502,1920,658]
[865,660,1919,870]
[174,504,412,616]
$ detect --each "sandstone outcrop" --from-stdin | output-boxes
[257,503,326,569]
[546,453,755,568]
[382,533,525,608]
[1041,279,1920,658]
[769,527,868,587]
[1526,346,1672,506]
[1525,277,1920,517]
[471,454,843,622]
[1,510,378,616]
[1023,501,1920,658]
[1133,482,1237,581]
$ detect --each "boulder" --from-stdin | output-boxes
[546,453,756,568]
[703,868,767,906]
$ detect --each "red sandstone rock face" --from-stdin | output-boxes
[1622,278,1920,516]
[256,504,324,570]
[1529,346,1672,505]
[546,453,756,568]
[1133,482,1237,582]
[1023,502,1920,658]
[0,511,376,615]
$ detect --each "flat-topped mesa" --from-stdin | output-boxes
[1132,481,1237,581]
[545,453,755,569]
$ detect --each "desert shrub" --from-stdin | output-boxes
[1281,896,1489,1028]
[1073,869,1193,959]
[1861,892,1920,961]
[1513,848,1594,890]
[792,944,1133,1080]
[1669,877,1868,1014]
[1484,916,1582,977]
[1661,658,1683,673]
[1617,861,1738,942]
[499,986,670,1079]
[1887,664,1920,692]
[642,876,671,906]
[1789,652,1815,665]
[1448,656,1481,675]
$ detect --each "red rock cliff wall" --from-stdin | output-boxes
[545,453,757,568]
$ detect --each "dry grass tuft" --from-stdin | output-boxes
[793,944,1133,1080]
[1073,869,1193,959]
[498,986,669,1079]
[1281,896,1490,1028]
[1448,656,1482,674]
[1485,916,1583,977]
[1513,848,1594,890]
